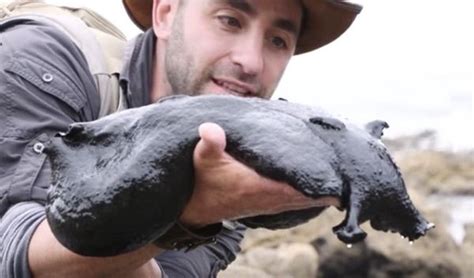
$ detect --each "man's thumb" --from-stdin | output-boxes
[195,122,227,160]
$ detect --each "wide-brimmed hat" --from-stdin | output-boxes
[123,0,362,55]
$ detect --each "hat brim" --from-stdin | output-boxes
[123,0,362,55]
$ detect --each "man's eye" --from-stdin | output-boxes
[271,37,288,49]
[217,15,241,28]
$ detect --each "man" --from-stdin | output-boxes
[0,0,361,277]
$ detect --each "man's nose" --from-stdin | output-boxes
[230,36,264,76]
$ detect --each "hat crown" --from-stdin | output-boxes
[122,0,362,54]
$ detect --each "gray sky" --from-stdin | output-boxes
[47,0,473,150]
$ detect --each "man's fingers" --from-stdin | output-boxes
[195,122,227,160]
[294,196,341,208]
[266,180,341,211]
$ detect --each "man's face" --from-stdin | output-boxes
[164,0,303,99]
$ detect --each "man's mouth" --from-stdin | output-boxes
[212,78,256,96]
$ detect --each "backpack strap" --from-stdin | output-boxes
[0,0,129,116]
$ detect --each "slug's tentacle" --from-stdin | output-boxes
[365,120,389,139]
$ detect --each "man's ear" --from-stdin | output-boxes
[152,0,178,39]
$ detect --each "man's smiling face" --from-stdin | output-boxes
[164,0,303,99]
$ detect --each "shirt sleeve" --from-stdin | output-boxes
[0,202,45,278]
[157,222,246,278]
[0,18,99,277]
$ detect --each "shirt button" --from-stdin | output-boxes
[33,142,45,154]
[42,73,54,83]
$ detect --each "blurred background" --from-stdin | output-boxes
[43,0,474,276]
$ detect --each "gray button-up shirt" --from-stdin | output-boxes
[0,18,243,278]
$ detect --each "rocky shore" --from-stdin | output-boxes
[219,131,474,278]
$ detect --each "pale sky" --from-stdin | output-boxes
[47,0,473,150]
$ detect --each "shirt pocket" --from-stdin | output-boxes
[4,55,86,113]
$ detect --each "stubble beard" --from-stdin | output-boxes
[165,10,209,97]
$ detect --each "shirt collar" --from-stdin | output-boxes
[120,29,156,108]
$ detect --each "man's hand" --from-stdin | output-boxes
[179,123,340,228]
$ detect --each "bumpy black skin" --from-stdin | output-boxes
[45,95,433,257]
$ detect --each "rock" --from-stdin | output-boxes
[464,224,474,245]
[461,224,474,277]
[394,150,474,195]
[274,243,319,278]
[241,228,294,251]
[245,246,285,273]
[218,265,272,278]
[243,243,318,278]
